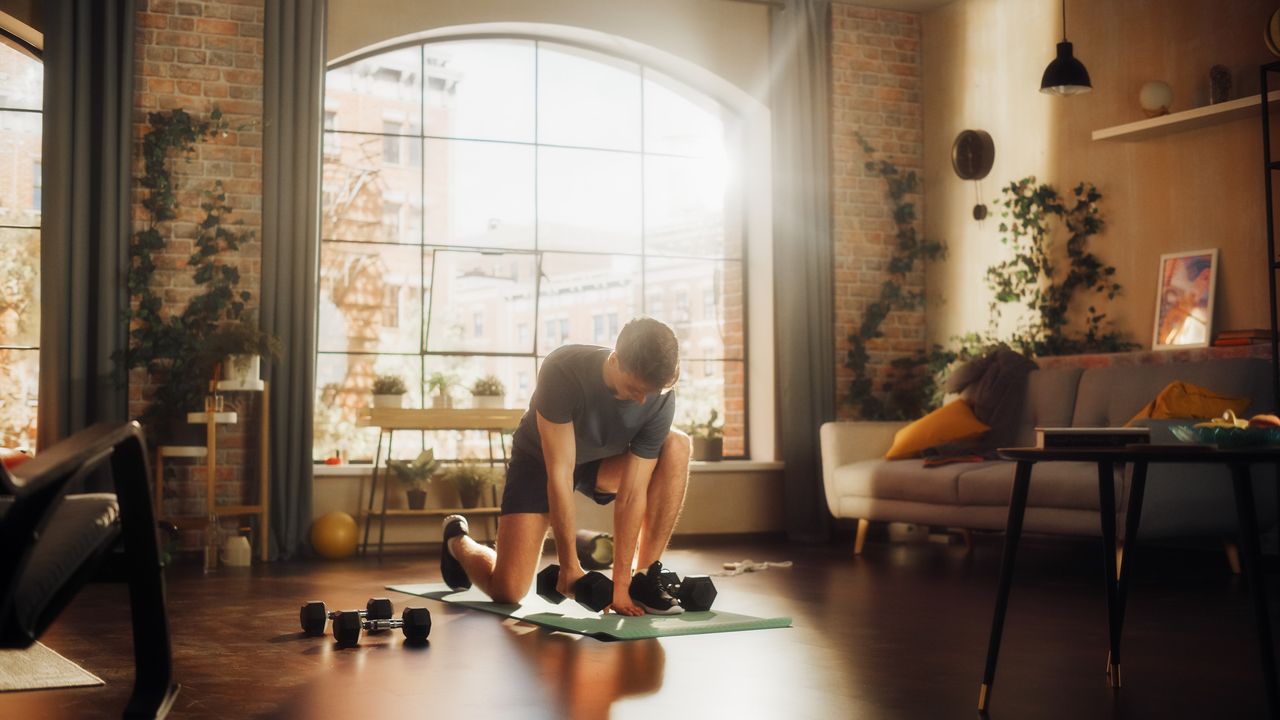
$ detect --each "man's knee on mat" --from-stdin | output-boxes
[488,575,528,604]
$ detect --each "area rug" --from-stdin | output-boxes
[388,583,792,640]
[0,642,103,692]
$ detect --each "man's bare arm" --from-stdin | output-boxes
[536,411,582,595]
[610,453,657,616]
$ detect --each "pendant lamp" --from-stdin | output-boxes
[1040,0,1092,96]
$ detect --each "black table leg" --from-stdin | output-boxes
[979,459,1033,713]
[360,429,385,556]
[1096,460,1122,687]
[1113,459,1146,685]
[1230,462,1279,719]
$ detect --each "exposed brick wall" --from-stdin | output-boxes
[130,0,265,536]
[830,3,924,420]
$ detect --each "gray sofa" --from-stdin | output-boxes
[820,357,1277,558]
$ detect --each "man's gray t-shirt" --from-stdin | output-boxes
[512,345,675,465]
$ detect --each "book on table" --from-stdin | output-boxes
[1034,427,1151,448]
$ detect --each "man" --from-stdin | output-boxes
[440,317,692,616]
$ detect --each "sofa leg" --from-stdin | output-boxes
[854,518,869,556]
[960,529,973,553]
[1224,539,1242,575]
[1116,539,1124,580]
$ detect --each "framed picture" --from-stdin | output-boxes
[1152,248,1218,350]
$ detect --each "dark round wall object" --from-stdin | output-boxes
[951,129,995,181]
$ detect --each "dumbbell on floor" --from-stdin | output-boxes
[299,597,393,636]
[332,606,432,646]
[536,564,613,612]
[657,569,718,611]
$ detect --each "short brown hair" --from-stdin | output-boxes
[615,317,680,389]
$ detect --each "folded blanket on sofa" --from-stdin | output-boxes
[944,346,1039,451]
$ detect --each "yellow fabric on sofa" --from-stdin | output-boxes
[1125,380,1249,426]
[885,399,990,460]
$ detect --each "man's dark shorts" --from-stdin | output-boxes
[500,449,617,515]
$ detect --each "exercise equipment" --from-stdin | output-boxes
[310,511,358,559]
[389,583,793,640]
[299,597,393,636]
[575,529,614,570]
[331,606,432,646]
[536,564,613,612]
[657,569,718,611]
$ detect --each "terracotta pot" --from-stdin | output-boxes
[471,395,504,409]
[458,486,485,509]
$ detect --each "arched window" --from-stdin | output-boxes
[317,38,746,461]
[0,32,42,450]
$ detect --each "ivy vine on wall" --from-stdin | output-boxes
[114,107,254,439]
[984,177,1137,356]
[844,133,946,420]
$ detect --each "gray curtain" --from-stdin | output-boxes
[771,0,835,542]
[38,0,135,450]
[262,0,325,559]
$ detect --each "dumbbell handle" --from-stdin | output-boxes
[362,617,408,632]
[329,608,368,621]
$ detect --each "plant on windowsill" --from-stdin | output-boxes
[386,449,439,510]
[439,460,498,509]
[427,371,458,409]
[371,374,408,409]
[470,374,505,409]
[202,311,282,390]
[683,409,724,462]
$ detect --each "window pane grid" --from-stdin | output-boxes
[320,38,746,460]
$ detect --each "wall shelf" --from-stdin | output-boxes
[1092,91,1280,141]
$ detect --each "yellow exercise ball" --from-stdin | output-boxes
[310,511,358,560]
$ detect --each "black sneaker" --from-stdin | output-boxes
[629,561,684,615]
[441,515,472,590]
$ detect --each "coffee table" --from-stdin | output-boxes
[978,444,1279,716]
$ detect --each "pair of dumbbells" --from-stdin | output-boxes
[299,597,393,636]
[656,569,718,611]
[536,564,614,612]
[331,606,432,647]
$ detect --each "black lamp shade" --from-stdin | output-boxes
[1040,41,1092,96]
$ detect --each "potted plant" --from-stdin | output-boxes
[372,375,408,409]
[202,312,282,390]
[470,374,506,409]
[440,461,498,509]
[427,371,458,409]
[386,449,439,509]
[684,409,724,462]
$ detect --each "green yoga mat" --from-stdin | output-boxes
[387,583,792,641]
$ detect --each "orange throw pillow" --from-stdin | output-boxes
[1126,381,1250,426]
[885,399,991,460]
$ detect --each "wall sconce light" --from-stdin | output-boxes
[1040,0,1092,96]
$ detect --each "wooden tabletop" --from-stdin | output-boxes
[998,444,1280,463]
[361,407,525,431]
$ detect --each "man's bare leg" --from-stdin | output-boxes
[636,429,691,570]
[448,512,549,603]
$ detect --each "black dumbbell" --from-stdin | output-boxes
[536,564,613,612]
[299,597,393,636]
[332,606,432,647]
[655,569,717,611]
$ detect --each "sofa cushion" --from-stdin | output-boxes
[956,462,1122,511]
[1011,367,1084,447]
[831,459,1003,505]
[1072,358,1271,429]
[1126,380,1250,425]
[885,399,990,460]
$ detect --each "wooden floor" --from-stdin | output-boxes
[2,532,1277,719]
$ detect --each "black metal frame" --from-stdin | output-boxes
[978,447,1278,717]
[0,422,178,719]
